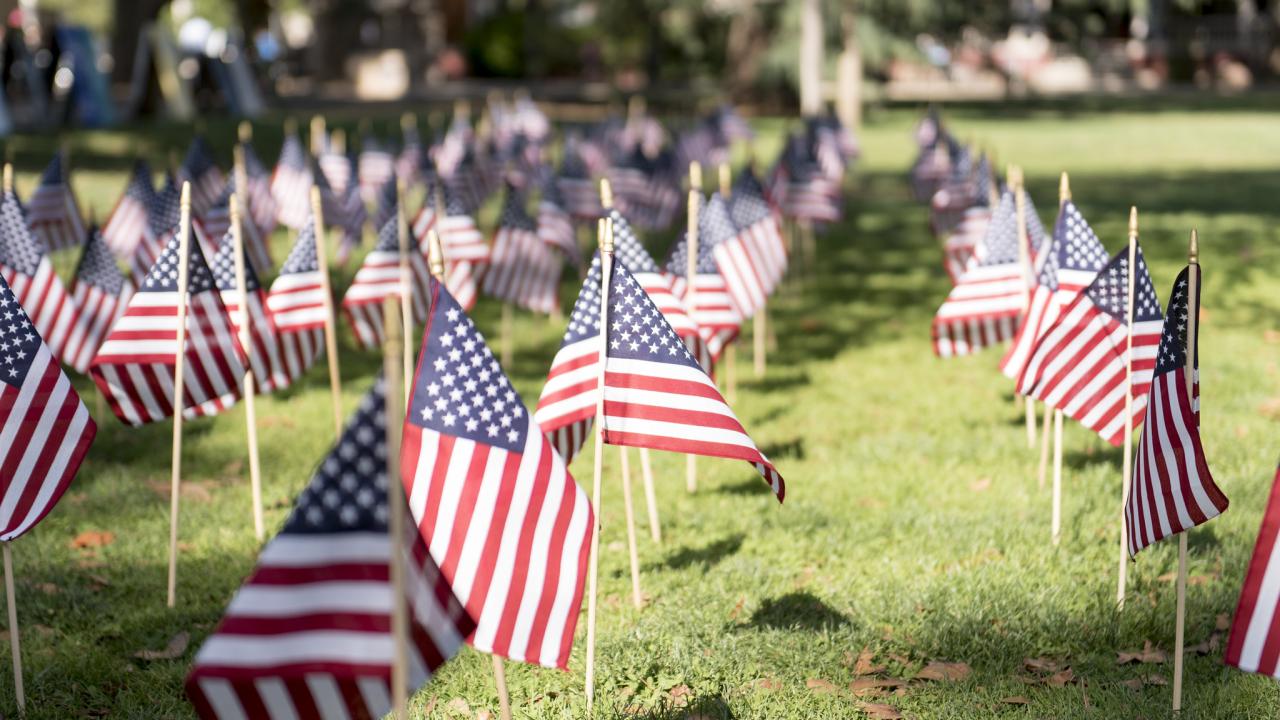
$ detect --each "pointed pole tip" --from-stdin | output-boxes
[1189,229,1199,264]
[1058,172,1070,202]
[1128,206,1138,237]
[599,178,613,209]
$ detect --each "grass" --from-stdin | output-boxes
[3,98,1280,718]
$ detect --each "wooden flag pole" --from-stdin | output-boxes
[685,162,702,494]
[311,187,345,441]
[238,120,252,145]
[1037,403,1051,490]
[718,164,737,404]
[331,128,346,156]
[1172,229,1200,714]
[599,179,662,544]
[619,445,643,609]
[230,194,265,542]
[1010,166,1037,450]
[382,296,410,720]
[584,216,614,711]
[4,543,23,714]
[1048,172,1071,544]
[1117,206,1138,609]
[396,179,414,402]
[310,115,326,156]
[167,182,193,609]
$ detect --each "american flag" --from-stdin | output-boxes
[371,174,399,235]
[180,137,227,217]
[342,214,430,349]
[65,226,133,373]
[536,177,580,266]
[931,189,1046,357]
[410,184,488,312]
[928,148,975,237]
[317,143,354,197]
[779,136,841,223]
[610,210,705,366]
[129,176,183,285]
[397,121,424,188]
[555,142,602,220]
[915,106,941,149]
[1225,465,1280,677]
[1000,200,1109,381]
[720,170,789,318]
[25,151,85,252]
[101,159,155,260]
[358,134,397,204]
[199,180,273,274]
[211,231,295,393]
[271,132,314,230]
[90,222,248,426]
[1016,244,1163,446]
[238,140,278,239]
[481,188,562,315]
[910,137,955,204]
[942,206,992,284]
[1125,265,1227,556]
[666,194,743,366]
[400,278,592,669]
[601,257,784,500]
[265,218,327,383]
[186,377,474,719]
[313,159,368,263]
[0,274,96,541]
[0,190,80,366]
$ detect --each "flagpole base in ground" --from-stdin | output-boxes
[1036,404,1051,490]
[639,448,661,543]
[492,655,512,720]
[686,454,697,494]
[4,543,24,713]
[1050,409,1063,546]
[1173,532,1188,712]
[620,447,643,609]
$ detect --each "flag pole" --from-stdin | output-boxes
[167,182,193,609]
[396,179,414,404]
[238,120,252,145]
[310,115,326,157]
[1117,206,1138,609]
[311,187,345,441]
[584,214,614,712]
[1037,403,1051,490]
[229,193,265,542]
[4,543,23,714]
[1172,229,1199,713]
[381,295,410,720]
[685,162,702,494]
[606,203,643,610]
[1010,165,1037,450]
[600,179,663,544]
[1049,172,1071,545]
[718,164,737,404]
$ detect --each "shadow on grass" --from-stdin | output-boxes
[653,534,745,572]
[716,478,774,497]
[742,591,850,632]
[609,694,735,720]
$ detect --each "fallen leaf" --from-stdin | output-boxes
[806,678,839,693]
[729,596,745,620]
[70,531,115,550]
[1044,668,1075,687]
[1023,657,1061,673]
[443,697,470,715]
[34,582,58,595]
[969,478,991,492]
[849,678,906,696]
[133,632,190,661]
[30,624,55,637]
[1216,614,1231,631]
[887,653,912,666]
[86,574,111,589]
[1190,632,1224,655]
[1000,696,1030,705]
[914,660,971,682]
[475,712,491,720]
[1121,678,1143,691]
[854,647,885,676]
[858,702,902,719]
[668,684,692,706]
[1117,641,1167,665]
[260,415,297,429]
[750,677,781,691]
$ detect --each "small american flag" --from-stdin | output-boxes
[719,170,788,318]
[665,194,743,366]
[1125,265,1227,556]
[342,214,430,349]
[317,143,354,197]
[180,137,227,217]
[358,133,396,205]
[65,226,133,373]
[313,158,368,264]
[602,257,784,500]
[271,132,314,231]
[397,122,424,188]
[199,180,273,274]
[129,176,183,286]
[1000,200,1109,381]
[186,377,474,719]
[102,159,155,260]
[910,137,955,204]
[779,135,841,223]
[90,220,248,426]
[942,206,992,284]
[555,141,602,220]
[410,183,488,312]
[481,187,563,315]
[25,151,85,252]
[265,218,327,382]
[0,274,96,541]
[400,279,592,669]
[371,174,399,234]
[1017,244,1163,446]
[0,190,80,366]
[210,230,295,393]
[536,176,580,266]
[237,140,278,239]
[931,189,1046,357]
[1225,465,1280,677]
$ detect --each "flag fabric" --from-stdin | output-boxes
[410,185,488,312]
[719,170,788,318]
[90,225,248,426]
[199,180,273,274]
[342,214,430,349]
[942,205,992,284]
[1225,465,1280,677]
[238,140,279,239]
[317,145,354,197]
[611,210,706,367]
[65,227,133,373]
[555,143,601,220]
[999,199,1110,380]
[313,160,368,263]
[1016,244,1163,446]
[211,231,294,393]
[397,123,424,187]
[536,178,580,266]
[930,189,1046,357]
[186,378,475,719]
[400,278,593,669]
[358,134,396,204]
[271,133,314,230]
[102,160,155,260]
[181,137,227,217]
[25,151,85,252]
[130,176,183,285]
[601,257,784,500]
[0,190,80,365]
[371,174,400,235]
[481,188,562,315]
[665,194,743,366]
[779,135,842,223]
[265,218,327,382]
[0,274,96,541]
[1125,266,1227,556]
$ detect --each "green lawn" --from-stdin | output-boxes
[4,100,1280,719]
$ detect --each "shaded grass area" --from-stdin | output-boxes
[1,102,1280,717]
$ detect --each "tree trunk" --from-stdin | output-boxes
[798,0,823,114]
[836,8,861,132]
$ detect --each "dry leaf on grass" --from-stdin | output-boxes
[806,678,839,693]
[1023,657,1061,673]
[858,702,902,719]
[70,531,115,550]
[133,632,190,661]
[914,660,971,681]
[729,596,745,620]
[849,678,907,697]
[34,582,58,595]
[668,684,692,706]
[1216,613,1231,631]
[970,478,992,492]
[749,677,782,691]
[1117,641,1167,665]
[1000,696,1030,705]
[854,647,886,676]
[1044,668,1076,687]
[443,697,470,715]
